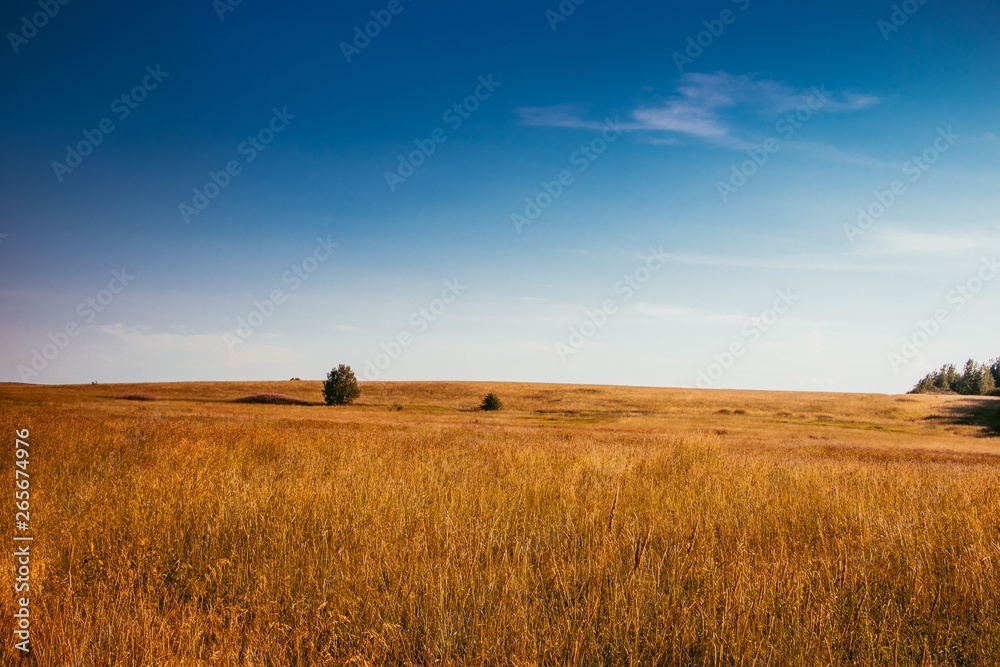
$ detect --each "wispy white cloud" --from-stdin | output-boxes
[659,228,999,275]
[662,252,918,273]
[640,136,682,146]
[518,72,879,145]
[634,302,845,333]
[856,227,1000,256]
[784,139,896,169]
[516,105,614,131]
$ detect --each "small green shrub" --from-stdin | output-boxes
[480,392,503,411]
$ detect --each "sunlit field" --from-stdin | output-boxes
[2,381,1000,665]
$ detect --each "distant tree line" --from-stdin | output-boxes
[910,358,999,395]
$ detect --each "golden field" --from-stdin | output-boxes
[1,380,999,666]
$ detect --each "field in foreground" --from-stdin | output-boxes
[2,381,1000,666]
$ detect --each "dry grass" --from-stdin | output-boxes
[2,381,1000,665]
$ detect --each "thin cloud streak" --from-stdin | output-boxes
[664,253,921,273]
[856,227,1000,256]
[517,72,880,145]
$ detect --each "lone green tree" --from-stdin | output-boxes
[323,364,361,405]
[480,392,503,411]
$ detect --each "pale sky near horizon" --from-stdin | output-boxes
[1,0,998,393]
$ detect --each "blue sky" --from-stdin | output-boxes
[1,0,998,392]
